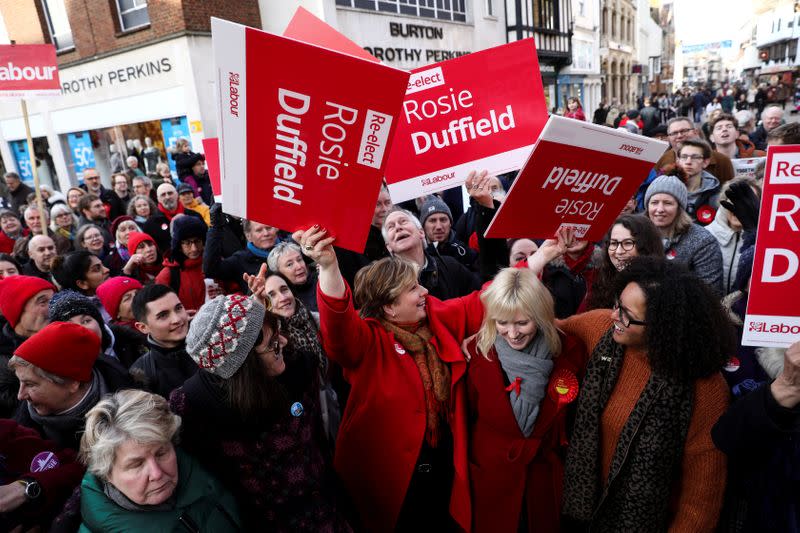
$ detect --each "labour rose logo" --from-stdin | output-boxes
[696,205,715,225]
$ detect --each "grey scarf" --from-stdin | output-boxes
[494,333,554,437]
[27,368,107,447]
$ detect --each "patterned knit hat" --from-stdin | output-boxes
[185,294,265,379]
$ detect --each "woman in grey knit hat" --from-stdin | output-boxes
[168,288,350,532]
[645,174,724,294]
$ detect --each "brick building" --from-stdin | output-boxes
[0,0,260,192]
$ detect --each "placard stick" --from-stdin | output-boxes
[20,98,44,235]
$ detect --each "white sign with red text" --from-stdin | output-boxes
[486,116,669,242]
[383,39,548,203]
[212,18,409,253]
[0,44,60,98]
[742,145,800,347]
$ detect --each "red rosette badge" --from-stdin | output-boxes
[548,369,579,404]
[696,205,716,225]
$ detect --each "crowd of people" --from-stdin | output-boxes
[0,85,797,533]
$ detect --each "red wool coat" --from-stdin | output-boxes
[318,284,485,533]
[465,334,588,533]
[155,257,206,312]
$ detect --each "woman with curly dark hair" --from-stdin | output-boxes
[558,256,734,532]
[585,214,663,310]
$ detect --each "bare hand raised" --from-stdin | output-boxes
[465,170,494,208]
[292,226,337,269]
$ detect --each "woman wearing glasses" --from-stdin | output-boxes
[645,174,724,294]
[171,293,350,531]
[559,256,733,532]
[585,214,663,310]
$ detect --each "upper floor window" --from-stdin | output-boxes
[41,0,74,52]
[117,0,149,31]
[336,0,467,23]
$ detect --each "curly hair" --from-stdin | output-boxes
[587,215,663,310]
[613,256,735,381]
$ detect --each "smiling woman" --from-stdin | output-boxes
[78,390,241,531]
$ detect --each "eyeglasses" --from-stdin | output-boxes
[181,238,203,249]
[668,128,694,137]
[613,300,646,327]
[678,154,705,161]
[255,330,282,357]
[608,239,636,252]
[84,233,103,242]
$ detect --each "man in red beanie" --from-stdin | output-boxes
[8,322,133,449]
[0,276,55,417]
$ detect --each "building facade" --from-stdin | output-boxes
[0,0,260,193]
[260,0,507,72]
[555,0,602,116]
[599,0,636,108]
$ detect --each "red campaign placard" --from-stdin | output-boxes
[486,116,669,242]
[212,18,409,253]
[383,39,548,203]
[0,44,60,98]
[201,137,221,202]
[742,145,800,347]
[283,7,379,63]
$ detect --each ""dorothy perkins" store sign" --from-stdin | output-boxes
[61,58,172,94]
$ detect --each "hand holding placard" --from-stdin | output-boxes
[770,341,800,408]
[465,170,493,208]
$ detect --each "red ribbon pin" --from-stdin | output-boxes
[505,376,522,397]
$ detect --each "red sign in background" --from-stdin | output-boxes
[383,39,548,203]
[486,116,668,242]
[201,137,221,200]
[0,44,61,97]
[742,145,800,347]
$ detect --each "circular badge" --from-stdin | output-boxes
[696,205,716,225]
[394,342,406,355]
[666,248,677,260]
[161,223,168,231]
[724,356,741,373]
[548,369,579,404]
[30,451,59,473]
[290,402,304,417]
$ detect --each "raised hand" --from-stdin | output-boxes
[465,170,494,208]
[292,226,337,269]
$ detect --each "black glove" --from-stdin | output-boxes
[209,202,225,229]
[720,180,759,231]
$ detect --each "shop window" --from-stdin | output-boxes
[116,0,149,32]
[41,0,74,52]
[335,0,467,22]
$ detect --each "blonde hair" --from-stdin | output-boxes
[476,268,561,358]
[79,390,181,480]
[354,256,419,319]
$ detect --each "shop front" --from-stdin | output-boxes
[0,35,215,191]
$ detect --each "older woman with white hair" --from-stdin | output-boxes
[267,241,318,312]
[79,389,241,531]
[49,203,79,242]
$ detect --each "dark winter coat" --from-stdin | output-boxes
[141,209,204,254]
[749,125,769,151]
[14,356,133,450]
[109,323,148,370]
[0,322,34,417]
[169,351,349,532]
[420,250,481,301]
[712,381,800,533]
[465,334,587,533]
[335,225,389,289]
[426,230,478,272]
[130,339,197,399]
[202,224,272,292]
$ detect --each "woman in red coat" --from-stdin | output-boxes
[294,225,485,533]
[466,267,587,533]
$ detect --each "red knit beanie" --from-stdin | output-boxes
[96,276,143,320]
[0,276,56,328]
[15,322,100,382]
[127,232,156,255]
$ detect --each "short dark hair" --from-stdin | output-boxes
[0,253,21,272]
[679,138,712,159]
[767,122,800,145]
[51,251,95,292]
[132,284,176,323]
[709,112,736,133]
[78,193,101,214]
